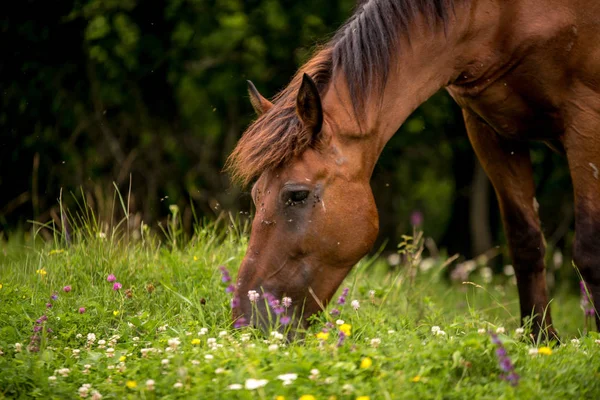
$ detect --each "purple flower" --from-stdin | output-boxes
[231,296,240,309]
[325,322,335,329]
[496,347,507,358]
[263,292,276,306]
[410,210,423,226]
[273,306,285,315]
[499,357,513,372]
[79,307,86,314]
[46,328,53,333]
[40,315,48,322]
[50,293,58,300]
[586,308,596,316]
[330,308,340,316]
[337,288,349,305]
[46,302,53,308]
[113,282,122,291]
[107,274,116,282]
[337,331,346,347]
[282,297,292,308]
[225,285,235,293]
[490,332,519,386]
[63,285,71,293]
[280,316,291,325]
[219,266,231,283]
[33,325,42,332]
[233,317,247,329]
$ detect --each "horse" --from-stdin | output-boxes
[226,0,600,339]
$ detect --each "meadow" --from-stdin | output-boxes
[1,214,599,400]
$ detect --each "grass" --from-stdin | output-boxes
[0,217,599,399]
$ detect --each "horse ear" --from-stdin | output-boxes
[247,80,273,116]
[296,73,323,134]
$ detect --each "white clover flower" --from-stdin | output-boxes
[436,330,447,336]
[191,360,200,365]
[78,385,90,398]
[336,319,345,325]
[72,349,81,358]
[107,365,115,370]
[97,339,106,348]
[57,368,70,377]
[371,338,382,348]
[595,339,600,346]
[277,373,298,385]
[351,300,360,310]
[431,326,441,334]
[158,325,168,332]
[48,375,57,382]
[207,338,217,345]
[215,368,226,374]
[388,330,395,334]
[571,338,581,346]
[240,333,251,342]
[199,328,208,335]
[15,343,22,352]
[515,328,524,335]
[369,290,376,299]
[173,382,183,389]
[87,333,96,344]
[132,337,140,342]
[477,328,486,335]
[248,290,260,302]
[76,333,83,339]
[268,344,279,352]
[270,331,284,341]
[528,348,539,355]
[309,369,320,380]
[219,331,228,337]
[205,354,214,360]
[168,338,181,350]
[105,348,115,357]
[90,391,102,400]
[146,380,155,391]
[228,384,243,390]
[161,358,169,366]
[496,327,505,334]
[245,379,268,390]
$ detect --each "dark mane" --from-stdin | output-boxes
[227,0,457,187]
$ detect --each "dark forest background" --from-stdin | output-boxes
[0,0,576,268]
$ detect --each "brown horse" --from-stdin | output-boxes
[227,0,600,338]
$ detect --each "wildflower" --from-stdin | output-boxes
[351,300,360,310]
[410,210,423,226]
[219,266,231,283]
[515,328,524,336]
[276,397,285,400]
[72,349,81,358]
[146,380,155,391]
[245,378,268,390]
[571,338,581,346]
[199,328,208,335]
[477,328,486,334]
[191,338,201,345]
[231,296,240,309]
[528,348,539,355]
[51,292,58,300]
[336,319,345,325]
[90,391,102,400]
[309,369,320,380]
[234,316,248,328]
[337,331,346,347]
[360,357,373,369]
[496,327,505,334]
[168,338,180,350]
[191,360,200,365]
[228,384,243,390]
[370,338,381,348]
[339,324,352,337]
[219,331,228,337]
[248,290,260,302]
[268,344,279,352]
[277,373,298,385]
[431,326,441,334]
[280,316,291,325]
[330,308,340,316]
[113,310,119,316]
[538,346,552,355]
[46,303,53,308]
[63,285,72,292]
[205,354,214,360]
[369,290,376,300]
[79,307,86,314]
[215,368,226,374]
[106,348,115,358]
[48,375,57,382]
[316,332,329,341]
[36,268,47,276]
[126,380,137,389]
[119,356,126,362]
[161,358,169,366]
[113,282,122,291]
[107,274,116,282]
[300,396,316,400]
[357,397,371,400]
[207,338,216,346]
[490,332,519,386]
[173,382,183,389]
[57,368,70,377]
[411,375,421,382]
[282,297,292,308]
[271,331,284,341]
[337,288,349,305]
[79,384,91,398]
[225,285,234,293]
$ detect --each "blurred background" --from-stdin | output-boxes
[0,0,577,272]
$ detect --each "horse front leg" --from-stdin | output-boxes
[463,110,557,341]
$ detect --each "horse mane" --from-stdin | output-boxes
[227,0,457,187]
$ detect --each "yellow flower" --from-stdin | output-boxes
[538,346,552,355]
[360,357,373,369]
[316,331,329,340]
[356,397,370,400]
[191,338,201,345]
[276,397,285,400]
[193,256,198,261]
[113,310,120,316]
[339,323,352,337]
[411,375,421,382]
[36,268,47,276]
[126,380,137,389]
[299,396,316,400]
[0,283,3,289]
[119,356,126,362]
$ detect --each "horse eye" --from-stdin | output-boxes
[290,190,309,203]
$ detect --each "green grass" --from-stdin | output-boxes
[0,222,599,400]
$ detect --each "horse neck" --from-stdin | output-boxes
[323,0,500,180]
